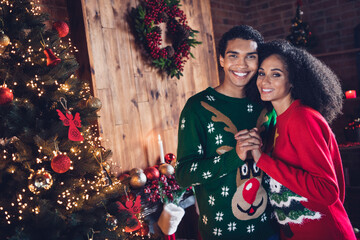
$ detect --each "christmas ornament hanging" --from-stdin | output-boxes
[105,213,118,231]
[130,172,147,188]
[52,21,69,38]
[0,30,10,54]
[51,154,71,173]
[86,96,102,111]
[28,169,54,194]
[116,195,142,232]
[57,109,84,141]
[0,86,14,105]
[144,166,160,180]
[164,153,176,164]
[159,163,174,176]
[44,48,61,66]
[131,0,201,79]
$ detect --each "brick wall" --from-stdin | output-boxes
[210,0,360,91]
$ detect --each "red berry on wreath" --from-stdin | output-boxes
[0,86,14,105]
[51,154,71,173]
[52,21,69,38]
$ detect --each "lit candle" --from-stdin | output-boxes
[345,90,357,99]
[158,134,165,163]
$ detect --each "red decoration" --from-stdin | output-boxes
[144,166,160,180]
[164,153,176,164]
[0,86,14,105]
[118,173,130,181]
[52,21,69,38]
[345,90,357,99]
[44,48,61,67]
[51,154,71,173]
[138,223,149,237]
[56,109,84,141]
[116,195,142,232]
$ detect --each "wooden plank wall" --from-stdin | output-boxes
[80,0,219,174]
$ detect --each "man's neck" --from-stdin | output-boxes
[214,84,246,98]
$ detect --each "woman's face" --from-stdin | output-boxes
[256,54,293,112]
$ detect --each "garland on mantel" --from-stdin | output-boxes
[131,0,201,79]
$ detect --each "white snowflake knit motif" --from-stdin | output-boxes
[206,95,215,101]
[180,118,186,130]
[213,156,220,164]
[190,162,198,172]
[261,213,267,222]
[221,186,229,197]
[197,145,203,155]
[247,224,255,233]
[202,215,208,225]
[228,222,237,231]
[207,122,215,133]
[215,212,224,221]
[247,104,253,112]
[202,171,212,179]
[213,228,222,236]
[208,195,215,206]
[215,134,223,145]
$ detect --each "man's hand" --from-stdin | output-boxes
[234,128,262,161]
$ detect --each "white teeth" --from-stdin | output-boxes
[262,89,272,92]
[233,72,247,77]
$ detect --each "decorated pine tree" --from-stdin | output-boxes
[286,0,316,49]
[0,1,162,239]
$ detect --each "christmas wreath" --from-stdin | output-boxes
[131,0,201,79]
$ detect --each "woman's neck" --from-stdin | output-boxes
[272,96,294,116]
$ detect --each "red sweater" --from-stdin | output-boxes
[258,100,356,240]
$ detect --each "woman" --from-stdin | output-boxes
[235,40,356,240]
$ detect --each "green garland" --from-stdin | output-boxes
[132,0,201,79]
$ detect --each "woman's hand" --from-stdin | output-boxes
[234,128,262,161]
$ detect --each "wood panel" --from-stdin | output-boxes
[81,0,219,173]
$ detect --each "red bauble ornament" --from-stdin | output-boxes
[144,166,160,180]
[164,153,176,164]
[138,223,149,236]
[52,21,69,38]
[117,173,130,181]
[0,86,13,105]
[51,154,71,173]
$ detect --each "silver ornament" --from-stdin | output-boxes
[159,163,174,176]
[28,170,53,194]
[105,213,118,231]
[130,172,147,188]
[129,167,143,176]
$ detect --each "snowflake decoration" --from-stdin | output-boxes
[228,222,237,231]
[215,212,224,221]
[247,224,255,233]
[207,122,215,133]
[202,215,208,225]
[221,186,229,197]
[261,213,267,222]
[202,171,212,179]
[213,156,221,164]
[206,95,215,101]
[215,134,223,145]
[180,118,186,130]
[190,162,198,172]
[213,228,222,236]
[197,144,203,155]
[208,195,215,206]
[247,104,253,112]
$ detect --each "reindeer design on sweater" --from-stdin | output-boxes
[201,101,268,220]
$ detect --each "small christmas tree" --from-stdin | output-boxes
[286,0,316,49]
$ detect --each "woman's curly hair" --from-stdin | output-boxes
[254,40,343,123]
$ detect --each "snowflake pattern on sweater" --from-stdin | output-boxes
[176,88,277,239]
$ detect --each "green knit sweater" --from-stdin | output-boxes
[175,87,277,239]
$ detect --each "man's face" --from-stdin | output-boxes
[219,39,258,90]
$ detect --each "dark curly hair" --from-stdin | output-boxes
[218,25,264,57]
[256,40,343,123]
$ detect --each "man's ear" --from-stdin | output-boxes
[219,55,224,68]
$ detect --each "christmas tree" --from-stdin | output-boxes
[0,0,160,239]
[286,0,316,49]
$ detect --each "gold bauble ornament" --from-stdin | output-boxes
[159,163,174,176]
[129,172,147,188]
[0,30,10,54]
[86,96,102,111]
[129,167,143,176]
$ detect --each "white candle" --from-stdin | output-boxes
[158,134,165,163]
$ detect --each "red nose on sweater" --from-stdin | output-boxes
[242,178,260,205]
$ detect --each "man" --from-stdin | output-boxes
[175,25,278,239]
